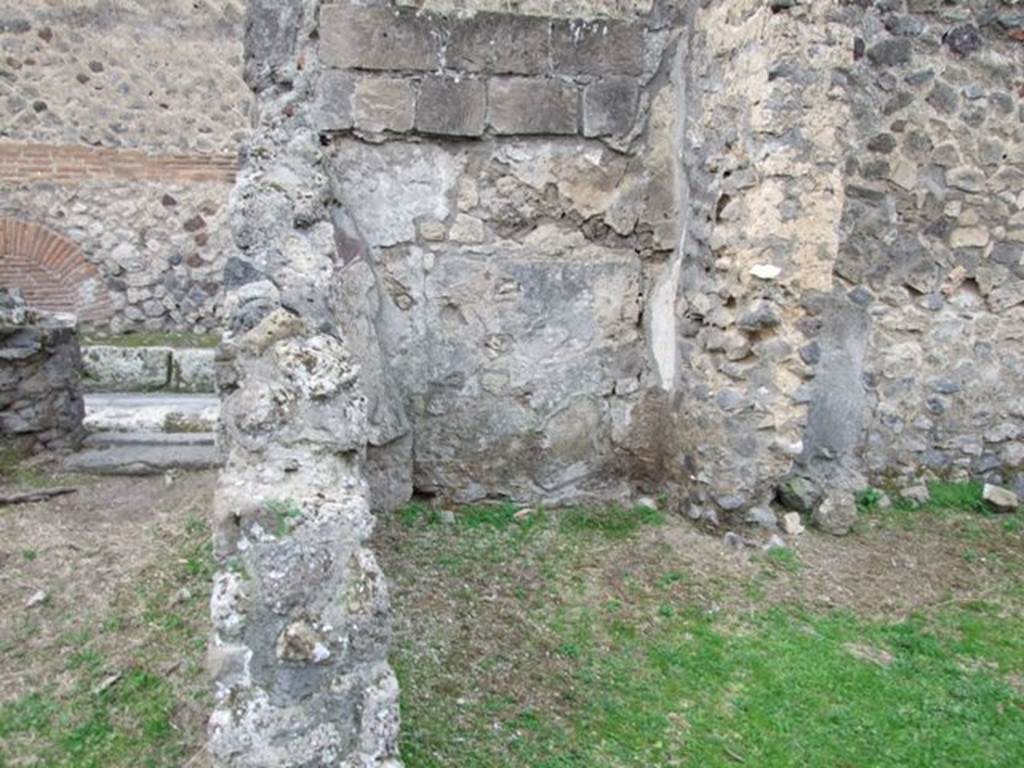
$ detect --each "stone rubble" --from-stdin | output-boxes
[983,483,1020,513]
[0,287,85,453]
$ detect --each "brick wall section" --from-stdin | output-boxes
[0,217,111,322]
[0,142,238,186]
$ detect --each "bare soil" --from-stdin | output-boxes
[0,466,216,703]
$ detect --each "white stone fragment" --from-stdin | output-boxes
[750,264,782,280]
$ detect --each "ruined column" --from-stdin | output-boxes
[207,1,401,765]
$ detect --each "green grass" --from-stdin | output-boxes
[382,500,1024,768]
[81,331,220,349]
[0,516,214,767]
[0,444,92,491]
[859,480,1021,530]
[761,545,803,574]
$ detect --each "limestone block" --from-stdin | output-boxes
[172,348,217,393]
[81,345,171,391]
[320,3,442,71]
[312,71,355,132]
[582,77,639,138]
[415,76,487,137]
[445,13,551,74]
[488,78,579,135]
[355,77,415,133]
[550,18,645,76]
[330,140,464,247]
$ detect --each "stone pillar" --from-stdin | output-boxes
[0,287,85,453]
[207,1,401,765]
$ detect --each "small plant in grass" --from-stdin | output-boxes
[763,546,803,574]
[264,498,303,537]
[856,487,883,512]
[559,504,664,540]
[928,481,987,514]
[21,549,37,561]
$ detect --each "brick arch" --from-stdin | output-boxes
[0,217,111,323]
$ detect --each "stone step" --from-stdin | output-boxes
[65,443,223,475]
[83,393,220,434]
[83,431,217,448]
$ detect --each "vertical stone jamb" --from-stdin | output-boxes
[208,1,402,765]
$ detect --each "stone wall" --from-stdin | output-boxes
[0,0,246,333]
[676,0,1024,525]
[0,288,85,453]
[312,0,688,507]
[832,1,1024,495]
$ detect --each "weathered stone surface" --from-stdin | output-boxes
[319,3,441,71]
[0,288,85,452]
[172,348,217,393]
[488,78,579,135]
[81,345,171,392]
[211,3,402,765]
[582,77,639,138]
[355,77,415,133]
[813,491,857,536]
[781,511,805,535]
[777,476,822,515]
[415,76,486,137]
[983,484,1019,512]
[312,70,355,132]
[445,13,550,74]
[550,18,645,76]
[243,0,302,91]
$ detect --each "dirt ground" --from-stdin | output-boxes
[0,468,216,704]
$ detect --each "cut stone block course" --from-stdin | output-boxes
[583,77,640,138]
[550,18,646,76]
[319,3,443,71]
[355,77,416,133]
[82,346,170,392]
[312,70,355,131]
[488,78,579,135]
[415,76,487,137]
[445,12,551,74]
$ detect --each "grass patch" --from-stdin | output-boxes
[928,481,987,514]
[558,504,665,540]
[0,444,91,491]
[0,516,214,766]
[859,480,1018,531]
[761,546,803,574]
[380,499,1024,768]
[82,331,220,349]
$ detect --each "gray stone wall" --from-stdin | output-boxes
[0,181,232,335]
[0,288,85,453]
[317,0,687,506]
[0,0,247,152]
[0,0,246,333]
[676,0,1024,525]
[831,1,1024,493]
